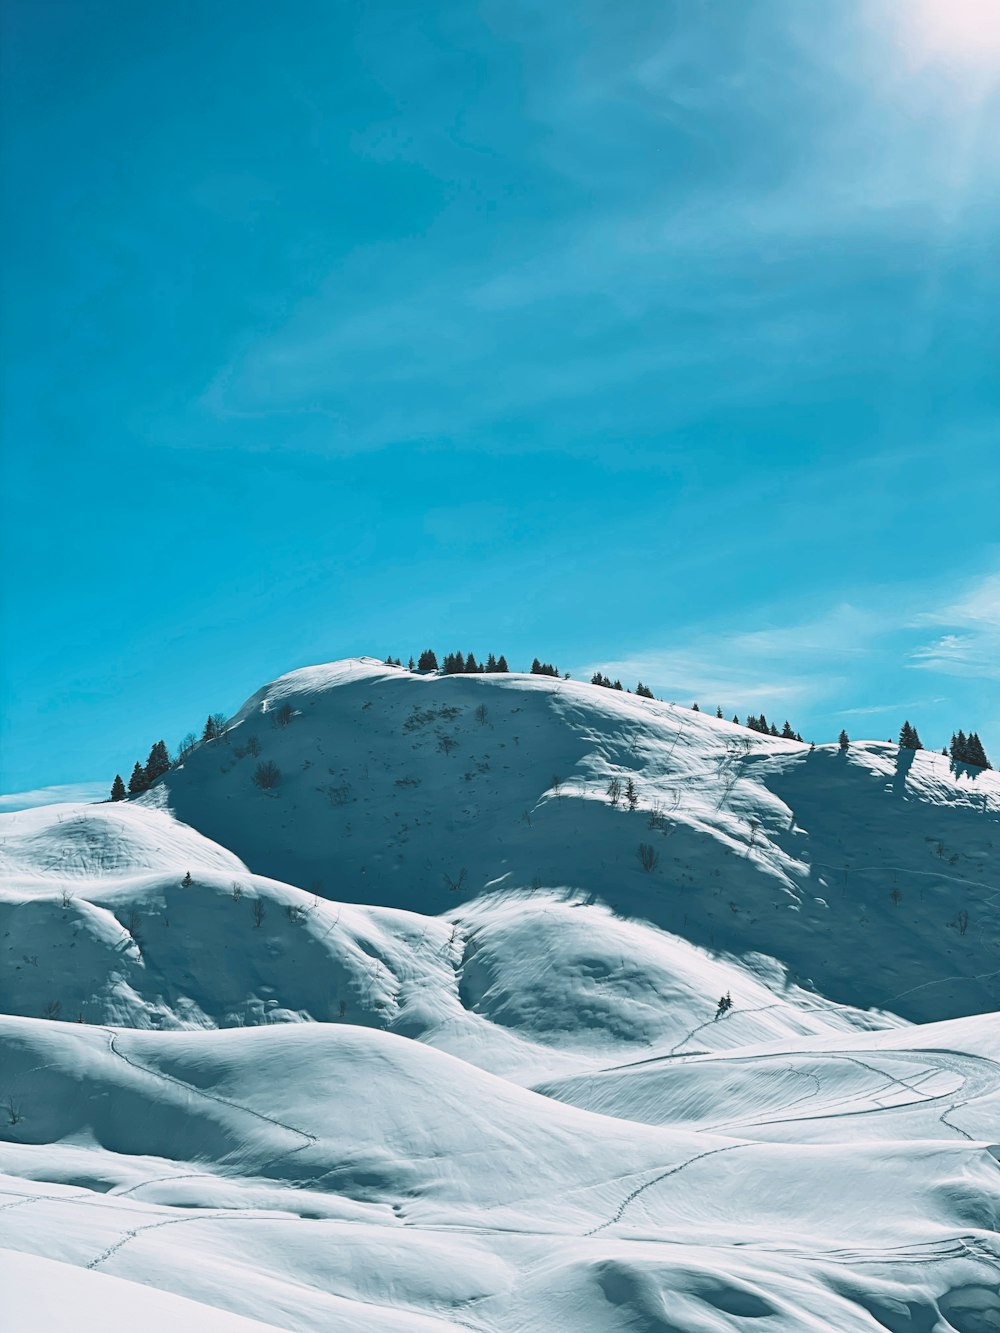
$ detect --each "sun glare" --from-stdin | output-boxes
[903,0,1000,69]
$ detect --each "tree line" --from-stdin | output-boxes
[110,713,229,801]
[108,656,994,802]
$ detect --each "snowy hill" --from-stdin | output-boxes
[2,656,999,1332]
[148,657,999,1021]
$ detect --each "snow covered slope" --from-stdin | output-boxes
[2,1014,998,1332]
[2,656,998,1332]
[149,657,1000,1021]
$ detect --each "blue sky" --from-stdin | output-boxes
[2,0,998,802]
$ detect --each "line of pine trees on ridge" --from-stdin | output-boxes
[897,720,991,769]
[948,730,992,770]
[108,655,994,801]
[110,713,231,802]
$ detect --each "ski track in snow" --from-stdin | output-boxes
[584,1143,755,1236]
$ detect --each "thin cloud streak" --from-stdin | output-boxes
[0,782,108,812]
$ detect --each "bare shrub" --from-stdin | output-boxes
[443,867,467,893]
[231,881,243,902]
[272,702,294,728]
[638,842,659,872]
[607,776,622,807]
[326,783,352,806]
[177,732,198,761]
[437,733,458,757]
[475,703,489,727]
[4,1096,22,1126]
[951,909,969,936]
[253,760,281,790]
[42,1000,61,1020]
[251,898,266,928]
[246,735,261,758]
[210,712,229,742]
[647,801,666,830]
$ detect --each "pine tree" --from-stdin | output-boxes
[625,777,638,811]
[716,706,724,719]
[144,740,170,785]
[966,733,992,770]
[417,649,438,671]
[128,761,148,795]
[899,721,922,750]
[110,773,126,802]
[839,729,850,750]
[636,682,654,699]
[691,702,700,712]
[951,730,967,763]
[486,653,497,672]
[796,732,804,743]
[769,723,779,736]
[464,652,479,673]
[408,656,415,671]
[781,721,795,739]
[531,657,542,674]
[496,655,509,672]
[203,716,217,742]
[732,714,740,725]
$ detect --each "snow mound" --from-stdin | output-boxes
[0,800,245,883]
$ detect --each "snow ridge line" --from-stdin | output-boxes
[585,1142,751,1236]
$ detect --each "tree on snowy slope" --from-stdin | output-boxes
[144,740,171,785]
[110,773,126,802]
[967,734,992,769]
[417,649,438,671]
[953,731,992,770]
[839,729,850,750]
[128,761,148,795]
[899,721,923,750]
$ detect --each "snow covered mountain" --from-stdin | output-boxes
[2,657,998,1331]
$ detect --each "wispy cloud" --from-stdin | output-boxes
[577,603,882,712]
[909,571,1000,680]
[0,782,108,812]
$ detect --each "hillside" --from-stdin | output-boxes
[2,656,999,1333]
[149,658,999,1022]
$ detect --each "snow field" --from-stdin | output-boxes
[2,658,999,1331]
